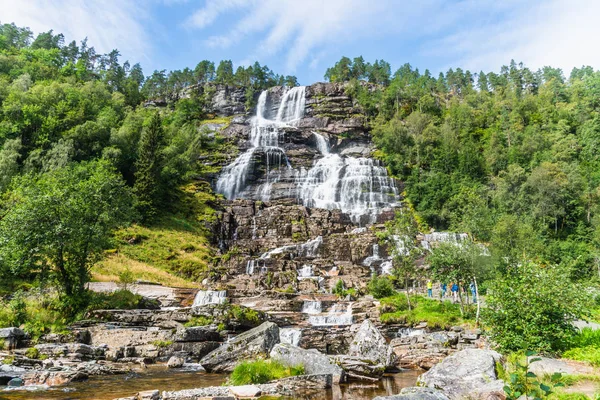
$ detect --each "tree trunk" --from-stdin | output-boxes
[457,282,465,317]
[474,276,480,325]
[405,275,412,311]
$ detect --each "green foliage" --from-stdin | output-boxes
[483,262,591,353]
[87,289,158,311]
[151,340,173,348]
[184,315,213,327]
[0,161,133,304]
[379,294,467,329]
[133,112,165,221]
[25,347,40,359]
[367,274,395,299]
[229,360,304,385]
[562,346,600,367]
[503,352,565,400]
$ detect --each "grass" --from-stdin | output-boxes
[151,340,173,348]
[562,328,600,367]
[379,294,472,329]
[229,360,304,385]
[184,315,214,327]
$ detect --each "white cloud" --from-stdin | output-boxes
[422,0,600,74]
[0,0,151,64]
[186,0,600,75]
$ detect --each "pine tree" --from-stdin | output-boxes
[133,112,165,221]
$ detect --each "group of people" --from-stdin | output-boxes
[426,280,477,304]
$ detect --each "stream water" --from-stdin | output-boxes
[0,367,421,400]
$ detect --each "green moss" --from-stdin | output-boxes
[229,360,304,385]
[25,347,40,359]
[151,340,173,348]
[184,315,214,327]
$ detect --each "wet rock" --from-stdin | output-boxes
[417,349,504,399]
[35,343,104,360]
[348,319,396,368]
[270,343,344,383]
[333,355,385,381]
[22,369,88,386]
[167,356,185,368]
[272,374,332,395]
[374,386,450,400]
[7,377,23,387]
[200,322,279,372]
[0,364,26,385]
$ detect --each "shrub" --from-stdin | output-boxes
[184,316,213,327]
[229,360,304,385]
[483,262,590,353]
[151,340,173,348]
[25,347,40,359]
[562,346,600,367]
[87,289,159,311]
[367,275,395,299]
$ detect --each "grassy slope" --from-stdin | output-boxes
[91,115,238,287]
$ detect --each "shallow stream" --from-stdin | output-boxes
[0,366,421,400]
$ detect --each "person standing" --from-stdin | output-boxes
[441,282,447,299]
[451,282,459,303]
[427,279,433,298]
[470,281,477,304]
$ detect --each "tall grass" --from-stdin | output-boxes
[379,294,470,329]
[229,360,304,385]
[562,328,600,367]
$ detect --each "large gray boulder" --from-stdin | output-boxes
[348,319,396,368]
[200,322,279,372]
[528,356,596,376]
[270,343,345,383]
[417,349,504,400]
[374,387,450,400]
[333,355,385,381]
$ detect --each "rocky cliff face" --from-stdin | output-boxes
[197,82,402,296]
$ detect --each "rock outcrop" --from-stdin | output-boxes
[270,343,345,383]
[200,321,280,372]
[348,319,396,369]
[417,349,505,400]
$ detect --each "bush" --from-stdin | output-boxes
[367,275,395,299]
[184,316,213,327]
[562,346,600,367]
[229,360,304,385]
[483,262,590,353]
[87,289,159,311]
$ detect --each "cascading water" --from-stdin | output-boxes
[192,290,227,307]
[279,328,302,346]
[308,302,354,326]
[216,87,306,201]
[302,300,322,314]
[297,132,399,224]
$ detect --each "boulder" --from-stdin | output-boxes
[528,357,596,376]
[167,356,185,368]
[0,327,25,349]
[270,343,344,383]
[229,385,261,398]
[200,322,280,372]
[417,349,504,400]
[374,387,451,400]
[174,327,221,343]
[348,319,396,368]
[333,355,385,381]
[0,364,26,385]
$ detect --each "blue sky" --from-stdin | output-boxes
[2,0,599,84]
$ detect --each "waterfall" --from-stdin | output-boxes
[279,328,302,346]
[302,300,322,314]
[297,264,314,279]
[297,152,399,224]
[363,244,382,268]
[380,260,393,275]
[257,236,323,260]
[216,87,306,200]
[313,132,330,155]
[192,290,227,307]
[398,328,425,338]
[308,303,353,326]
[246,260,255,275]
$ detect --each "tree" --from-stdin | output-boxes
[427,240,490,319]
[381,210,423,310]
[133,112,165,220]
[215,60,234,84]
[0,138,22,193]
[0,161,133,303]
[483,262,590,353]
